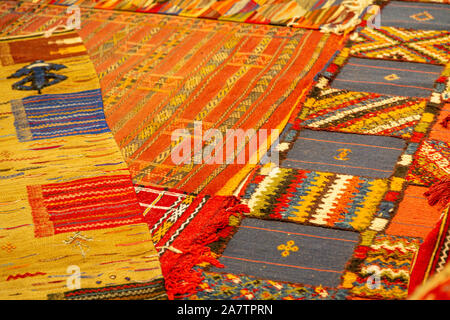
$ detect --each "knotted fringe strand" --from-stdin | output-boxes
[161,196,249,300]
[319,0,374,35]
[440,115,450,129]
[424,177,450,208]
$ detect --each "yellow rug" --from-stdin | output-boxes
[0,29,166,300]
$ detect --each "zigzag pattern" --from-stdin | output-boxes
[351,26,450,65]
[27,175,143,238]
[6,272,47,281]
[299,89,428,138]
[345,234,422,300]
[436,229,450,272]
[245,167,388,232]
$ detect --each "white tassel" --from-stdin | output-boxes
[320,0,374,35]
[156,245,183,254]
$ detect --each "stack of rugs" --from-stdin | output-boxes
[0,0,448,300]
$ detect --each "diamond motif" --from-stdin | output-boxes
[384,73,400,81]
[410,11,434,22]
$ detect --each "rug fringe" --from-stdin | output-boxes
[424,177,450,208]
[161,196,249,299]
[319,0,374,35]
[440,115,450,129]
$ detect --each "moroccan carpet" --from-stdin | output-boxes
[41,0,374,33]
[0,1,345,195]
[235,0,450,300]
[0,30,166,299]
[0,0,449,301]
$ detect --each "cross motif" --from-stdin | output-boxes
[277,240,299,257]
[1,243,16,253]
[334,148,352,161]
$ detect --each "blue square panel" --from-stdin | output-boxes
[281,129,405,178]
[211,218,359,287]
[331,57,443,98]
[381,1,450,31]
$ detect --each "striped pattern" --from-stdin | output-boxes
[243,166,388,232]
[281,129,406,179]
[0,3,344,194]
[331,57,444,98]
[45,0,367,31]
[27,175,143,237]
[380,1,450,31]
[11,89,110,141]
[135,185,207,255]
[49,278,167,300]
[189,271,349,300]
[211,218,359,287]
[299,89,428,139]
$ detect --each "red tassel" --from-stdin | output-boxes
[160,196,248,299]
[440,116,450,129]
[424,177,450,208]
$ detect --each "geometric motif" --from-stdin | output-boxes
[343,232,422,299]
[25,5,346,195]
[11,89,110,142]
[299,89,428,139]
[188,271,350,300]
[134,184,247,299]
[0,28,166,300]
[27,175,144,238]
[351,27,450,65]
[134,185,205,255]
[243,167,388,232]
[406,139,450,187]
[211,218,359,287]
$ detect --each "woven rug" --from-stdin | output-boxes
[2,0,449,301]
[226,1,450,300]
[38,0,375,33]
[0,1,345,195]
[0,30,166,299]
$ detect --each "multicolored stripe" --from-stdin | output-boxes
[12,89,110,141]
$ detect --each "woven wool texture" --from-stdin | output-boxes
[0,30,166,300]
[1,0,449,301]
[237,0,450,300]
[0,2,345,195]
[41,0,372,31]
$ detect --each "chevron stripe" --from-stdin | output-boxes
[299,89,427,139]
[351,26,450,65]
[436,229,450,272]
